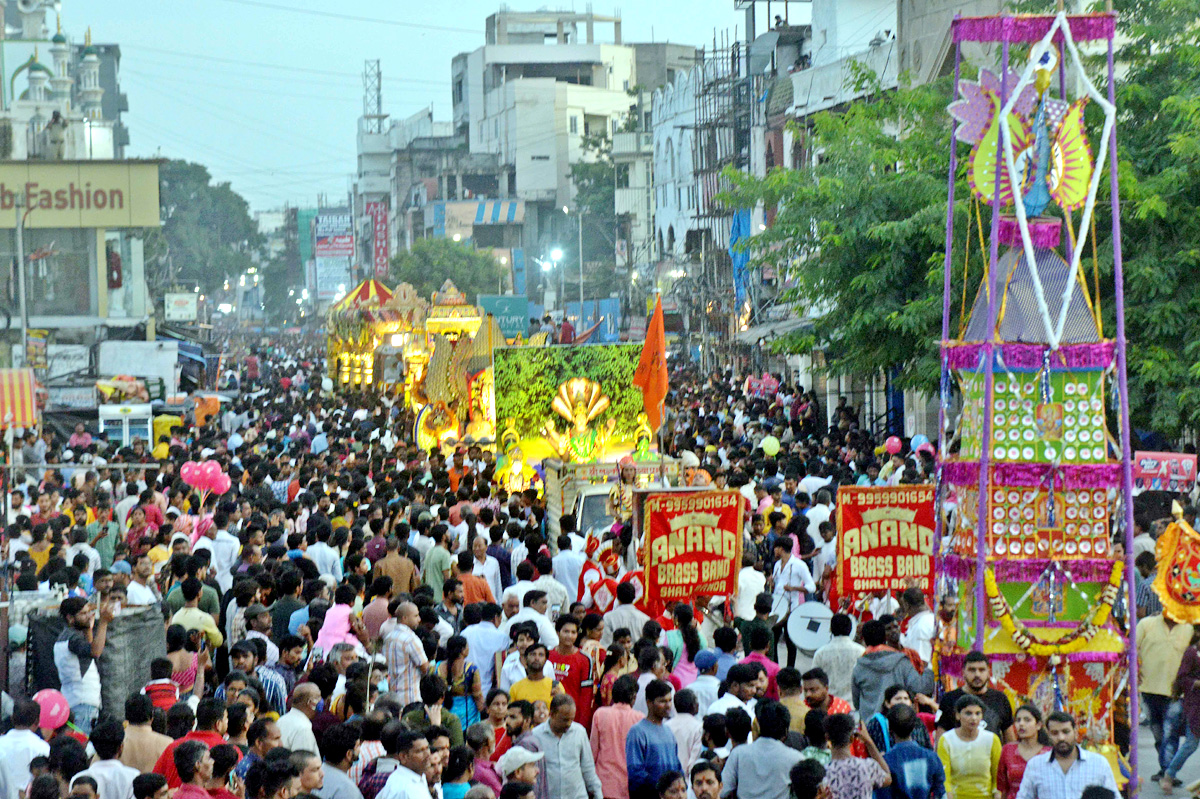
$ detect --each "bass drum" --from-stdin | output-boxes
[787,601,854,656]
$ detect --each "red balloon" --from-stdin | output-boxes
[213,474,232,495]
[885,436,903,455]
[199,460,222,481]
[179,461,200,486]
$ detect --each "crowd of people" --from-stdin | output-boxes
[0,346,1133,799]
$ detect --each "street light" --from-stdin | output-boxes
[550,248,564,261]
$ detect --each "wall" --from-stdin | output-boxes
[652,69,698,258]
[810,0,896,68]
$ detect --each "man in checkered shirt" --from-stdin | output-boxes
[1014,711,1119,799]
[385,601,431,705]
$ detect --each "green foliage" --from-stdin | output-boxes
[389,238,505,304]
[570,133,618,266]
[718,71,962,394]
[493,344,643,439]
[143,160,261,294]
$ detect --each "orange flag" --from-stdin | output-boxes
[633,294,668,432]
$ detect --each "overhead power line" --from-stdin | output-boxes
[206,0,479,35]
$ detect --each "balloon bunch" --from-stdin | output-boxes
[180,459,232,497]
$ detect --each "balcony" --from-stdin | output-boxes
[615,187,648,216]
[612,131,652,159]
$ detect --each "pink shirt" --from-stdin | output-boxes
[740,652,781,699]
[589,702,644,799]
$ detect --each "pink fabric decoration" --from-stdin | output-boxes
[939,650,1122,677]
[941,460,1122,488]
[953,14,1115,44]
[998,216,1062,249]
[314,604,360,652]
[943,342,1115,370]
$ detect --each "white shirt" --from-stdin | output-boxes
[771,556,815,615]
[0,728,49,799]
[805,503,832,548]
[377,764,433,799]
[901,609,937,665]
[277,708,320,755]
[473,556,503,603]
[462,621,509,691]
[800,476,831,500]
[813,538,838,583]
[72,759,138,799]
[531,575,570,616]
[211,529,242,594]
[665,713,705,773]
[735,567,767,621]
[500,607,559,650]
[65,543,101,575]
[502,580,535,607]
[689,674,721,716]
[707,692,755,719]
[125,579,160,606]
[553,550,587,605]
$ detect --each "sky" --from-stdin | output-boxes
[63,0,777,214]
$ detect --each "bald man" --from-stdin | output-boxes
[276,683,320,754]
[386,601,431,705]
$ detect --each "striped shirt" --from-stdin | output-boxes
[385,624,428,705]
[1014,747,1119,799]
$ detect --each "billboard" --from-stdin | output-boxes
[0,162,160,229]
[315,213,353,256]
[644,490,744,606]
[365,202,390,279]
[836,485,936,599]
[1133,451,1198,493]
[478,295,527,339]
[164,292,198,321]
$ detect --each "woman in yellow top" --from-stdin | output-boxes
[937,695,1002,799]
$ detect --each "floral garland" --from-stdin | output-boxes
[984,562,1123,658]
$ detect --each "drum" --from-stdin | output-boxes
[787,601,854,656]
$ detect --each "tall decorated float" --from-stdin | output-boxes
[936,10,1134,784]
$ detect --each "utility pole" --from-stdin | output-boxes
[14,194,28,360]
[577,212,584,311]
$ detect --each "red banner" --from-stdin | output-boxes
[644,490,744,607]
[366,201,390,279]
[836,485,936,599]
[1133,451,1197,493]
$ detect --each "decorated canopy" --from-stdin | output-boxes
[329,279,394,314]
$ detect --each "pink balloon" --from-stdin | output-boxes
[33,689,69,729]
[200,460,222,481]
[885,436,903,455]
[179,460,200,486]
[212,474,232,495]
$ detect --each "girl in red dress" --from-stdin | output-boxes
[996,704,1050,799]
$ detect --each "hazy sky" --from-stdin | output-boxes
[64,0,782,214]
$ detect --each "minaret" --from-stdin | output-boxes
[78,29,103,120]
[26,48,51,103]
[49,16,72,105]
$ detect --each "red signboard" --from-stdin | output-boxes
[1134,451,1198,493]
[836,485,936,598]
[366,201,390,279]
[643,491,744,607]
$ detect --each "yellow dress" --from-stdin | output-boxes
[937,729,1001,799]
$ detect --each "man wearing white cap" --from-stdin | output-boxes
[496,748,543,789]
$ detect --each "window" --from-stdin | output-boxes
[453,79,463,104]
[623,79,630,91]
[570,116,578,134]
[0,228,96,317]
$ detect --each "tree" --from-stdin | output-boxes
[142,160,261,296]
[719,67,960,395]
[389,238,505,304]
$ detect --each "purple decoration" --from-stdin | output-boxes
[998,215,1063,249]
[948,68,1036,144]
[943,554,1118,584]
[939,650,1124,678]
[942,341,1115,370]
[941,461,1122,488]
[953,14,1116,44]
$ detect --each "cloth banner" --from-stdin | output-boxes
[836,485,936,598]
[644,490,744,606]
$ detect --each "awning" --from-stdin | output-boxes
[0,368,39,427]
[735,316,808,344]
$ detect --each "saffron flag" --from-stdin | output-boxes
[632,295,668,432]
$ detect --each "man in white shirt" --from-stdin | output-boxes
[552,533,586,605]
[899,587,937,666]
[529,554,569,616]
[799,466,831,502]
[732,555,766,622]
[770,534,815,669]
[462,604,509,691]
[125,553,161,606]
[502,561,537,608]
[705,663,758,718]
[688,650,721,716]
[71,719,138,799]
[277,683,321,754]
[471,535,503,602]
[210,513,242,595]
[811,614,864,704]
[499,591,559,649]
[65,529,101,576]
[804,489,833,550]
[0,699,49,799]
[601,583,652,648]
[376,730,434,799]
[114,485,140,534]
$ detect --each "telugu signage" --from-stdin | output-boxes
[836,485,936,598]
[1134,451,1198,493]
[365,201,390,279]
[0,161,160,228]
[478,295,527,339]
[644,490,744,606]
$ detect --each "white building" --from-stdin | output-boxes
[651,70,699,260]
[452,10,634,213]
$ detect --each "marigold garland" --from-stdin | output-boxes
[983,562,1123,657]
